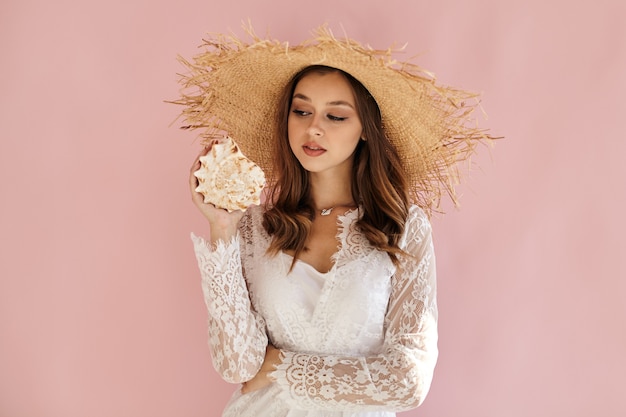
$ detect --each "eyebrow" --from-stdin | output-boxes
[292,93,355,109]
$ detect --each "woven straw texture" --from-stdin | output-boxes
[174,26,493,213]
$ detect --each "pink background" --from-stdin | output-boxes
[1,0,625,416]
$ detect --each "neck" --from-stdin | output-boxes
[309,172,354,212]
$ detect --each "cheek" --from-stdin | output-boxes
[287,117,299,139]
[348,125,364,145]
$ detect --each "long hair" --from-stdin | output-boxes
[263,65,410,265]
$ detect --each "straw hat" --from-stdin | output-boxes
[175,25,494,213]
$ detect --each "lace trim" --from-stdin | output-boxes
[191,232,268,384]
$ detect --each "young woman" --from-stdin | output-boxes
[180,27,491,417]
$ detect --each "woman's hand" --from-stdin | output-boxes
[189,141,245,243]
[241,345,282,394]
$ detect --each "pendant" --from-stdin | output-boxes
[320,208,333,216]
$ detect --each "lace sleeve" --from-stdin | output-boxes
[191,231,268,384]
[270,206,438,411]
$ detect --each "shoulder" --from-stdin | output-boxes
[406,205,432,233]
[399,205,433,250]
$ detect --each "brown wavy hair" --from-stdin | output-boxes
[263,65,410,266]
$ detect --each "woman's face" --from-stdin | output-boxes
[287,71,363,177]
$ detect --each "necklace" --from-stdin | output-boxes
[319,204,357,216]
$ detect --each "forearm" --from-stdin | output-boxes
[270,324,438,412]
[208,218,240,246]
[192,233,268,383]
[207,310,268,383]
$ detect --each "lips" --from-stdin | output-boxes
[302,142,326,157]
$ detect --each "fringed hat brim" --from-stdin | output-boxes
[174,25,493,214]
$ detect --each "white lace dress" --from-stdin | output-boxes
[191,205,438,417]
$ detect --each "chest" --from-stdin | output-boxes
[284,212,346,273]
[250,248,395,354]
[249,217,393,348]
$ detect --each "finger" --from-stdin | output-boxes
[208,136,228,146]
[240,380,257,394]
[189,148,208,189]
[200,137,223,152]
[189,145,213,201]
[189,173,205,206]
[190,152,205,174]
[240,378,261,394]
[189,164,200,190]
[201,143,212,154]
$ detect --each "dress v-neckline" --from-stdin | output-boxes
[280,207,359,275]
[280,251,335,275]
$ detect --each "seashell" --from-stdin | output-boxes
[194,137,266,212]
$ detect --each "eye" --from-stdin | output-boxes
[291,109,311,117]
[327,114,347,122]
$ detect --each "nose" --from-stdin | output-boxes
[306,116,324,137]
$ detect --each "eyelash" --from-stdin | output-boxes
[292,109,347,122]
